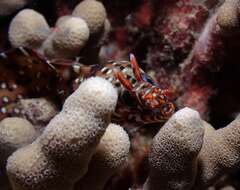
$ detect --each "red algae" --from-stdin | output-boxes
[148,0,209,68]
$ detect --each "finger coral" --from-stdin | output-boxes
[42,16,90,59]
[196,115,240,189]
[143,108,204,190]
[2,0,240,189]
[9,9,50,49]
[220,186,236,190]
[216,0,240,34]
[73,0,107,36]
[75,123,130,190]
[0,117,37,165]
[0,0,31,16]
[17,98,58,129]
[143,107,240,190]
[6,77,118,190]
[0,117,37,190]
[7,0,109,60]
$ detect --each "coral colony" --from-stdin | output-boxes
[1,0,240,190]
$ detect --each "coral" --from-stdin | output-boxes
[55,15,72,27]
[143,108,204,190]
[17,98,58,128]
[0,117,37,190]
[143,107,240,190]
[195,116,240,189]
[8,141,69,190]
[177,0,240,118]
[42,16,90,59]
[216,0,240,34]
[73,0,107,36]
[1,0,240,189]
[9,9,50,49]
[220,186,236,190]
[75,123,130,190]
[6,77,119,190]
[0,117,37,165]
[0,0,31,16]
[8,0,110,60]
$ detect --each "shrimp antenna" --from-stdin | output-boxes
[130,53,142,82]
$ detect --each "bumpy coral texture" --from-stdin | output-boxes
[9,9,50,48]
[75,123,130,190]
[7,0,109,60]
[142,106,240,190]
[42,16,90,59]
[73,0,107,35]
[17,98,58,128]
[195,116,240,189]
[220,186,236,190]
[0,117,37,165]
[143,108,204,190]
[55,16,72,27]
[216,0,240,33]
[3,0,240,189]
[0,0,31,16]
[6,77,118,190]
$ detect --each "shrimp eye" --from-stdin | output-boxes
[160,103,175,117]
[141,73,155,85]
